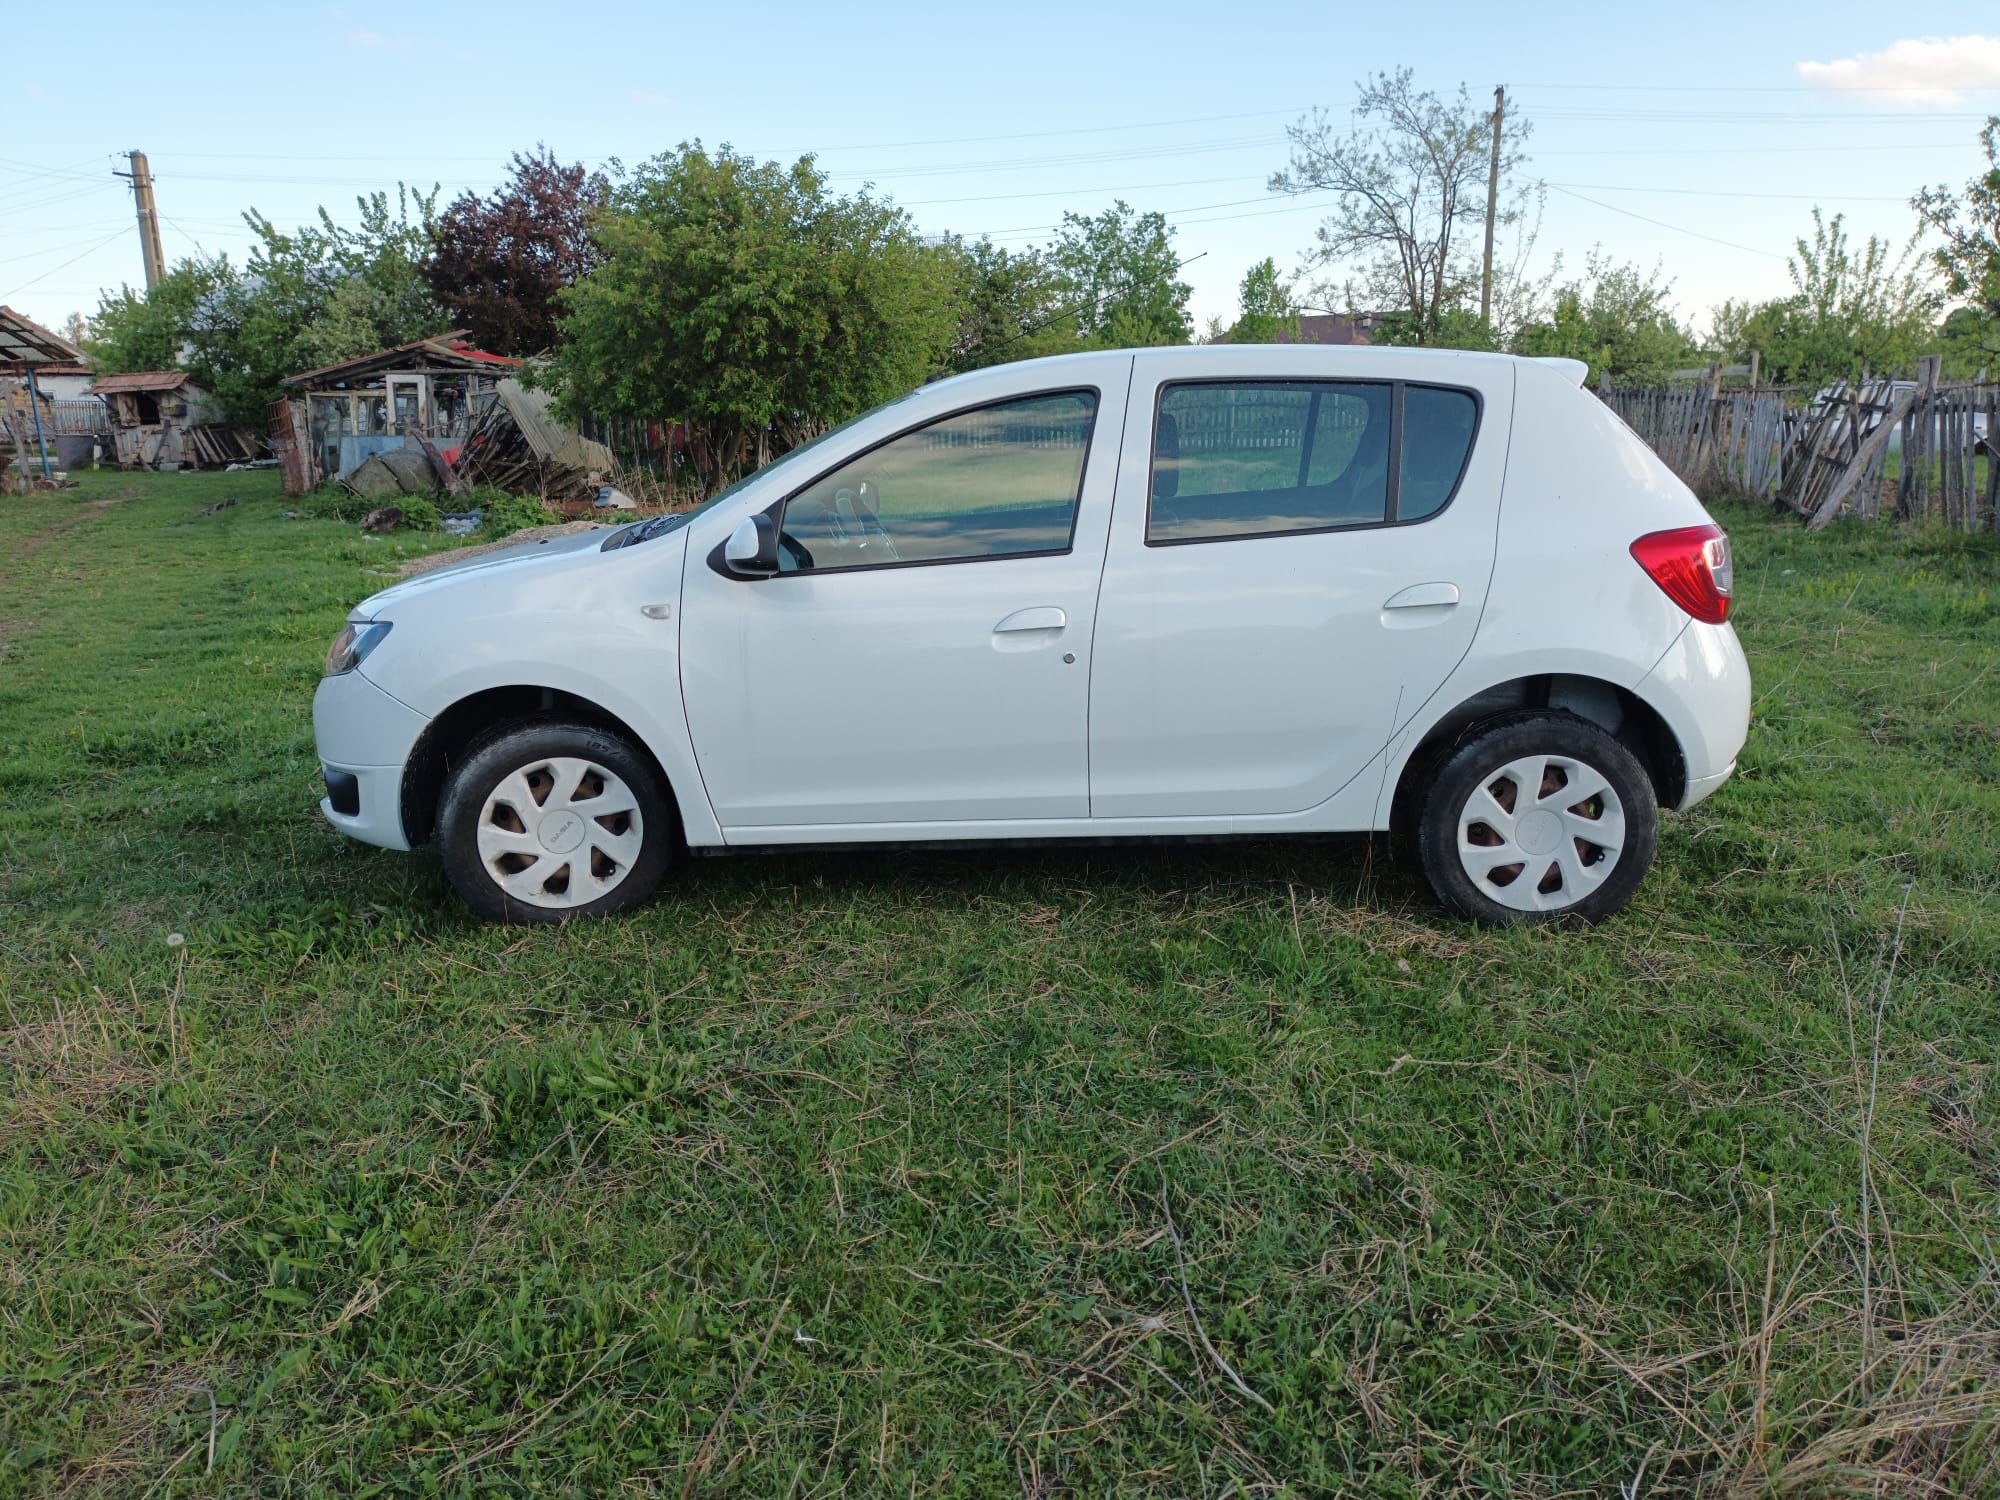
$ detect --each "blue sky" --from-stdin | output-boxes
[4,2,1998,341]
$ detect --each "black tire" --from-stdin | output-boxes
[1414,712,1657,925]
[435,719,675,924]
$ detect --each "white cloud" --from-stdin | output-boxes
[345,27,384,45]
[1797,34,2000,105]
[631,87,673,110]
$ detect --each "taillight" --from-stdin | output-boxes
[1630,525,1732,624]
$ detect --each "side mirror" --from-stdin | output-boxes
[723,513,779,577]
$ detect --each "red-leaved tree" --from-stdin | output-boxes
[425,146,609,356]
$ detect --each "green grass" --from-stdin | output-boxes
[3,470,1998,1495]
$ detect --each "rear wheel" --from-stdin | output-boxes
[1415,713,1656,924]
[436,720,674,924]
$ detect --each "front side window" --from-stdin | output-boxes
[778,391,1097,573]
[1148,380,1478,544]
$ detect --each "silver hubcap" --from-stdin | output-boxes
[1457,753,1625,913]
[476,756,644,910]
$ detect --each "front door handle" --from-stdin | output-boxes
[1382,582,1460,610]
[994,606,1067,633]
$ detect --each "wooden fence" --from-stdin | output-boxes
[1599,357,1997,532]
[1600,377,1800,499]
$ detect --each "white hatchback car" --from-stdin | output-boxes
[316,345,1749,925]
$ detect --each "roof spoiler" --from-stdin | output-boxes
[1532,356,1589,386]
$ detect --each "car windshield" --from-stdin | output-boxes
[604,394,915,549]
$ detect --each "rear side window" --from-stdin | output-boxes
[1148,380,1478,544]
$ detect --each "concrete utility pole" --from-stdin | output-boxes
[123,150,166,291]
[1479,85,1505,329]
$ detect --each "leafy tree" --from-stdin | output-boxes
[1222,257,1299,343]
[1913,117,2000,323]
[88,188,448,426]
[548,143,958,494]
[87,255,234,376]
[1371,305,1499,352]
[1511,250,1694,385]
[1937,304,2000,378]
[1272,69,1529,343]
[426,147,609,356]
[1709,209,1936,388]
[1913,118,2000,374]
[1049,202,1191,348]
[941,237,1078,371]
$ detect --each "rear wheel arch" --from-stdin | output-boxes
[399,685,686,849]
[1390,673,1686,843]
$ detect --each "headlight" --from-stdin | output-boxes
[324,620,392,676]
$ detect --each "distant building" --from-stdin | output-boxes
[1,305,106,474]
[92,371,224,469]
[281,331,522,486]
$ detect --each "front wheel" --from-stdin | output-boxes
[1415,713,1658,925]
[435,720,675,923]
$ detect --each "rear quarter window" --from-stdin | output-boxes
[1399,386,1479,521]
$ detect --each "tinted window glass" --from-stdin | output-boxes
[1400,386,1478,520]
[778,392,1095,572]
[1150,382,1391,543]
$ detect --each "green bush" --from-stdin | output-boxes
[464,487,556,538]
[293,480,549,538]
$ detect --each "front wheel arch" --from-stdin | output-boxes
[399,685,686,850]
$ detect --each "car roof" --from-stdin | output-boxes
[921,343,1573,404]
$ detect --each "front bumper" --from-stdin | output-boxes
[313,668,431,851]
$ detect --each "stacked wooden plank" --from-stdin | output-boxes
[184,425,264,468]
[447,380,616,503]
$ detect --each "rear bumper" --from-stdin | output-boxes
[1635,620,1751,811]
[313,669,430,851]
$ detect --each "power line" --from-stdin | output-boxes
[1519,80,2000,93]
[1548,180,1910,203]
[0,227,132,301]
[1546,185,1783,260]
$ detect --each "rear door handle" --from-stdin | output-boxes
[1382,582,1460,610]
[994,606,1067,633]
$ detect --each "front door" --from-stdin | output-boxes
[680,375,1129,833]
[1088,351,1511,817]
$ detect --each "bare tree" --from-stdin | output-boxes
[1272,69,1530,341]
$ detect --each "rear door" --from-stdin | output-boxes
[1088,349,1511,818]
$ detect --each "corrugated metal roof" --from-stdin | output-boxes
[495,378,615,472]
[0,305,83,369]
[92,371,194,394]
[283,331,523,386]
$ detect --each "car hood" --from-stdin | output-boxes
[349,526,616,619]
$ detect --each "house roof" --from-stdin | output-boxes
[0,305,83,370]
[283,331,522,387]
[38,363,94,377]
[92,371,195,395]
[1281,314,1382,347]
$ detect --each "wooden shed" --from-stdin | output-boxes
[278,332,521,490]
[93,371,220,469]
